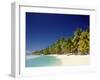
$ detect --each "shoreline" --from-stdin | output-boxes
[26,54,90,65]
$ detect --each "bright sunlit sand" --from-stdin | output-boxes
[26,55,89,67]
[55,55,89,66]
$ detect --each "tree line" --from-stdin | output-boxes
[32,28,89,55]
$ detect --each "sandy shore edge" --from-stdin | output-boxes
[26,55,90,65]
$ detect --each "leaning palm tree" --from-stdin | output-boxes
[72,28,82,54]
[78,31,89,55]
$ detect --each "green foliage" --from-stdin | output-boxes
[43,48,49,55]
[32,28,90,55]
[78,31,89,54]
[55,44,62,54]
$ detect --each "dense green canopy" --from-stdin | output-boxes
[32,28,89,55]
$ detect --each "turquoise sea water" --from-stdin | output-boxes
[26,55,62,67]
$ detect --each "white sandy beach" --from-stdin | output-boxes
[26,55,90,66]
[56,55,89,65]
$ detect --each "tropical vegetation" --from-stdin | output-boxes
[32,28,89,55]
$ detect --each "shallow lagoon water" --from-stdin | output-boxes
[26,55,62,67]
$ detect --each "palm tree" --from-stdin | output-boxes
[78,31,89,55]
[63,38,73,54]
[72,28,82,54]
[32,28,89,55]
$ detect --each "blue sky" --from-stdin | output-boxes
[26,12,89,53]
